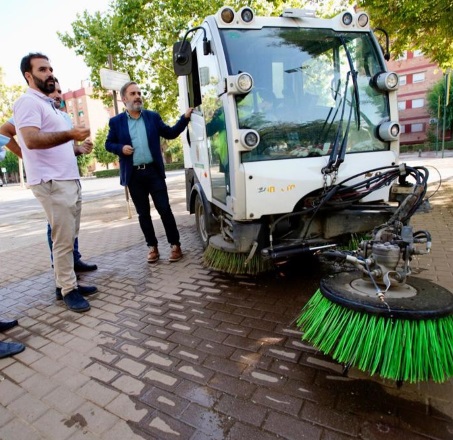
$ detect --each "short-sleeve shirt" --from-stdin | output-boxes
[13,88,79,185]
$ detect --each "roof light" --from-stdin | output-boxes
[239,7,254,23]
[357,13,369,27]
[218,7,235,24]
[281,9,316,19]
[342,12,353,26]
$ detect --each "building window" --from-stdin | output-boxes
[413,50,423,57]
[411,123,424,132]
[396,51,407,61]
[67,101,73,108]
[399,75,407,86]
[413,72,425,83]
[78,110,84,117]
[412,98,424,108]
[398,101,406,110]
[400,125,406,134]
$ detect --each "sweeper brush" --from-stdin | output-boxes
[296,164,453,383]
[202,235,273,275]
[297,274,453,383]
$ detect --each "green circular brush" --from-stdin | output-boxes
[296,271,453,383]
[202,235,273,275]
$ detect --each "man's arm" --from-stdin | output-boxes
[0,121,22,158]
[20,126,91,150]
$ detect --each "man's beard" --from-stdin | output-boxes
[33,75,55,94]
[127,101,143,112]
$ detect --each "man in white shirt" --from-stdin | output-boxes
[13,52,94,313]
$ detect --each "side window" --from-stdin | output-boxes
[188,49,202,109]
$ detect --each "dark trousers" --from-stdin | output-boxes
[47,223,81,264]
[127,166,180,248]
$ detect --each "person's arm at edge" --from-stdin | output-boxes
[0,121,22,159]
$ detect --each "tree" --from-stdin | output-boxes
[93,125,117,169]
[0,67,25,124]
[76,149,94,177]
[426,75,453,133]
[358,1,453,70]
[60,1,329,121]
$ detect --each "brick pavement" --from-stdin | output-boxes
[1,157,453,440]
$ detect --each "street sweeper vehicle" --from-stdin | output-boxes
[173,6,453,384]
[173,6,406,275]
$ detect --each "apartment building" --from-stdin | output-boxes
[63,84,118,139]
[62,84,123,171]
[387,51,445,145]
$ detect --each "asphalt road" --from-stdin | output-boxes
[0,170,185,225]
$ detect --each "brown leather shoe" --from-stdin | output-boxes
[147,246,159,263]
[169,245,183,262]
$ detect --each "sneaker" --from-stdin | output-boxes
[63,289,91,313]
[147,246,159,263]
[0,341,25,359]
[56,285,98,301]
[169,244,183,262]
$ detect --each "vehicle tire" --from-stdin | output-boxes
[194,192,210,249]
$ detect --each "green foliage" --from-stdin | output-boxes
[93,124,117,168]
[359,0,453,70]
[58,1,345,122]
[426,75,453,131]
[165,161,183,171]
[0,68,25,124]
[76,150,94,176]
[94,168,120,178]
[163,138,183,163]
[1,150,19,174]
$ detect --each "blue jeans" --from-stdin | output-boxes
[47,223,81,264]
[127,166,180,247]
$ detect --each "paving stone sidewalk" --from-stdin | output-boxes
[1,157,452,440]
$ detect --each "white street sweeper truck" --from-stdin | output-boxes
[171,7,453,384]
[173,6,410,275]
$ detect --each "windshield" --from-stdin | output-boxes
[220,27,390,162]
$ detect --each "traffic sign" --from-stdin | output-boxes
[100,68,130,91]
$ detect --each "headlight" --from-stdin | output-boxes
[226,73,254,95]
[372,72,399,91]
[378,121,400,141]
[240,130,260,150]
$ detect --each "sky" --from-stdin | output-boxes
[2,0,112,91]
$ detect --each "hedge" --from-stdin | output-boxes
[93,162,184,178]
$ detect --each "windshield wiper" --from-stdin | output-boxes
[322,37,361,174]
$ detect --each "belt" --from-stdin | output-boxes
[134,163,153,170]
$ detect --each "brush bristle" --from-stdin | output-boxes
[296,289,453,383]
[202,245,273,275]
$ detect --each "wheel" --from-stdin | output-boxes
[194,192,210,249]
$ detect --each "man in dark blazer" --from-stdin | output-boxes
[106,81,193,263]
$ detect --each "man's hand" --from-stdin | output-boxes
[70,126,91,142]
[75,138,93,156]
[122,145,134,156]
[184,108,194,119]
